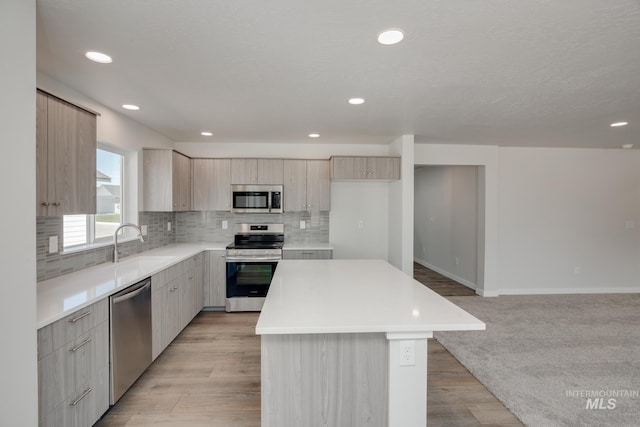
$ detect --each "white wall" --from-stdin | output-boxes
[498,147,640,294]
[0,1,38,425]
[414,166,478,288]
[330,182,389,259]
[389,135,415,274]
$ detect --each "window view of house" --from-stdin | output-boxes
[63,148,124,248]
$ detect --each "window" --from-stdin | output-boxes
[63,148,125,249]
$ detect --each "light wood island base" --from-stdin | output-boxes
[256,260,485,427]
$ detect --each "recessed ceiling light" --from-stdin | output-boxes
[122,104,140,111]
[377,29,404,45]
[348,98,365,105]
[622,144,634,149]
[308,133,320,138]
[610,121,628,127]
[85,51,112,64]
[201,131,213,136]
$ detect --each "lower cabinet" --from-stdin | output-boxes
[151,255,205,360]
[38,252,208,426]
[205,250,226,308]
[283,249,333,260]
[37,300,109,427]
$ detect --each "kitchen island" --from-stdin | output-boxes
[256,259,485,427]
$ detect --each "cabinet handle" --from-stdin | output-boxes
[41,201,51,207]
[68,311,91,323]
[53,201,61,206]
[367,171,372,175]
[69,388,92,406]
[69,338,92,353]
[170,286,178,292]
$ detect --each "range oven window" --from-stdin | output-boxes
[233,191,268,209]
[227,261,277,297]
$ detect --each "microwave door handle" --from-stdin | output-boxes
[268,191,272,211]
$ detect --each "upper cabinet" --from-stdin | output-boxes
[330,156,400,181]
[231,158,283,184]
[36,90,97,216]
[192,158,231,211]
[143,149,192,211]
[283,159,331,212]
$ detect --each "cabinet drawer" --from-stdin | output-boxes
[38,321,108,419]
[40,366,109,427]
[283,249,333,260]
[38,299,108,360]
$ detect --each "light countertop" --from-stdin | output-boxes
[282,242,333,250]
[37,242,228,329]
[256,259,485,335]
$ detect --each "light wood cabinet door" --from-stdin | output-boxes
[283,160,307,211]
[331,156,366,180]
[143,149,192,211]
[306,160,331,212]
[36,90,97,216]
[193,158,231,211]
[368,157,400,180]
[331,156,400,181]
[36,91,49,216]
[206,250,227,307]
[231,158,258,184]
[257,159,284,184]
[143,149,173,211]
[172,151,192,211]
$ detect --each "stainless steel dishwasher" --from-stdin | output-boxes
[109,277,152,404]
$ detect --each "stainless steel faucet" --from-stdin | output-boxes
[113,223,145,263]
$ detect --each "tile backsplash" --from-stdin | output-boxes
[175,211,329,244]
[37,210,329,282]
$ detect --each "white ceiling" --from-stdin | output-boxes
[36,0,640,148]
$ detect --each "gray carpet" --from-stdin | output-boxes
[434,294,640,427]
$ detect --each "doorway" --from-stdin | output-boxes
[414,165,484,294]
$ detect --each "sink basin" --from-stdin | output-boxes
[115,255,176,271]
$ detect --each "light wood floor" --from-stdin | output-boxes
[95,310,523,427]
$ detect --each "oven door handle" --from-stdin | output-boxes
[225,256,281,262]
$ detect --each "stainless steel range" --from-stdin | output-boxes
[225,223,284,312]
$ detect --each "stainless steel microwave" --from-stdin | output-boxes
[231,185,283,213]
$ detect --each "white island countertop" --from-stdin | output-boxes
[37,242,228,329]
[256,259,486,335]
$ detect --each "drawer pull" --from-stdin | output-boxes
[69,338,92,353]
[68,311,91,323]
[69,388,92,406]
[301,252,315,255]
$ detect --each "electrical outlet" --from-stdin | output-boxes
[141,225,148,236]
[357,220,364,229]
[222,220,228,230]
[300,220,306,230]
[399,340,415,366]
[49,236,58,254]
[167,221,172,231]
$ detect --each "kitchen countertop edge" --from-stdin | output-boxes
[37,242,229,329]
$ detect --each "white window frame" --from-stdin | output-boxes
[63,144,138,253]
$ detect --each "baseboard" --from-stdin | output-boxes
[497,287,640,295]
[413,258,477,291]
